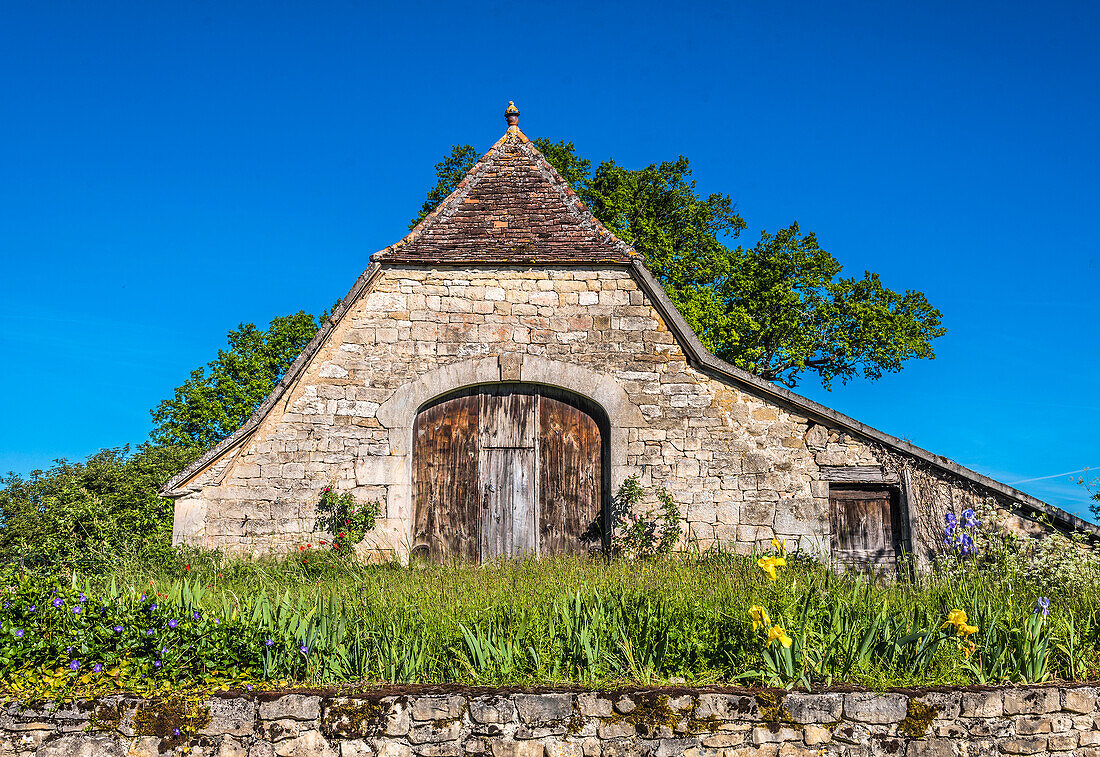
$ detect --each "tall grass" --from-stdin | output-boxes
[49,548,1097,689]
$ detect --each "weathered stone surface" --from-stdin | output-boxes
[469,698,514,725]
[543,738,584,757]
[489,740,543,757]
[998,736,1049,755]
[217,736,250,757]
[1003,688,1060,715]
[575,693,612,718]
[273,729,337,757]
[410,697,466,722]
[784,693,842,724]
[261,695,322,722]
[1064,687,1099,714]
[843,693,908,724]
[407,720,462,745]
[37,735,127,757]
[514,694,572,724]
[202,697,258,737]
[752,725,802,744]
[695,694,757,721]
[802,725,832,745]
[905,740,955,757]
[960,691,1002,718]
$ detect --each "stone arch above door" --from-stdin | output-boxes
[369,355,644,561]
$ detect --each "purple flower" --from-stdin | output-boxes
[153,660,162,668]
[52,598,63,608]
[92,663,103,673]
[168,619,178,629]
[192,611,201,620]
[68,660,80,672]
[14,629,23,638]
[146,629,155,636]
[945,511,957,526]
[150,603,158,611]
[27,605,35,613]
[299,644,309,655]
[1034,597,1051,617]
[962,508,980,529]
[246,684,254,691]
[173,727,181,736]
[72,605,81,614]
[140,594,146,602]
[79,594,86,603]
[265,639,274,647]
[160,646,168,655]
[113,625,124,633]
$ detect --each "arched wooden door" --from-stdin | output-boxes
[412,384,604,561]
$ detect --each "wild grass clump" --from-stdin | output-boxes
[3,537,1098,698]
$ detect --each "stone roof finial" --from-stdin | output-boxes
[505,101,520,129]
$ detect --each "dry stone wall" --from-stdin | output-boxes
[9,684,1100,756]
[170,264,1045,563]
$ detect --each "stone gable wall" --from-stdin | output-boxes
[9,684,1100,756]
[170,265,1037,562]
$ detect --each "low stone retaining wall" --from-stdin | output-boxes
[4,684,1099,756]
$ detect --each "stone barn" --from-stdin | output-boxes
[163,104,1097,569]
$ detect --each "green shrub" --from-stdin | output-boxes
[0,444,200,573]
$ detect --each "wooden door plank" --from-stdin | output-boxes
[413,394,480,561]
[480,388,537,449]
[539,395,601,554]
[480,448,536,558]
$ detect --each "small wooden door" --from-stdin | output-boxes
[412,384,604,561]
[829,486,902,569]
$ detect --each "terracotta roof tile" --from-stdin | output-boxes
[374,128,638,265]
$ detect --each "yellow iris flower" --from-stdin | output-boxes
[757,555,787,581]
[771,538,786,554]
[767,625,793,648]
[942,609,979,637]
[749,605,770,631]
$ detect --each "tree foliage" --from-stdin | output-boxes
[415,139,945,388]
[150,311,326,449]
[0,444,200,571]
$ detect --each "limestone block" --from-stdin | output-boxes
[469,697,515,724]
[200,697,257,736]
[997,737,1049,755]
[694,694,758,721]
[783,693,842,724]
[273,730,336,757]
[843,693,907,723]
[260,695,321,722]
[1003,688,1060,715]
[1063,687,1098,713]
[514,694,572,724]
[960,691,1002,718]
[36,735,127,757]
[410,696,465,722]
[575,693,612,718]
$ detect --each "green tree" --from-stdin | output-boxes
[415,139,945,389]
[0,444,199,571]
[150,311,325,449]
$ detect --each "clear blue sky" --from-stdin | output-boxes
[2,1,1097,516]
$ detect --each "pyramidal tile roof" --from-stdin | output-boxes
[373,121,638,265]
